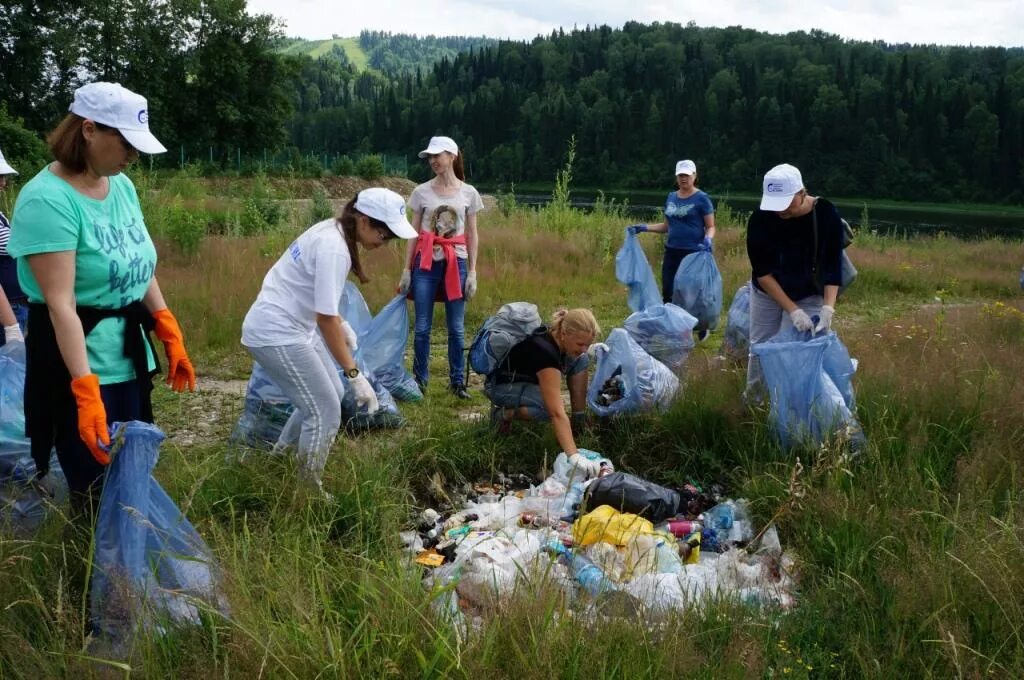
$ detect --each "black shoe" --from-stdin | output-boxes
[450,383,471,400]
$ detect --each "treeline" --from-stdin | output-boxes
[3,6,1023,205]
[358,30,496,75]
[292,23,1024,203]
[0,0,297,163]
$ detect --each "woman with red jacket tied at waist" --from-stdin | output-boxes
[397,136,483,399]
[8,82,196,517]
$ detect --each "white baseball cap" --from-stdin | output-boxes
[417,136,459,158]
[760,163,804,211]
[70,82,167,155]
[354,188,418,239]
[0,148,16,175]
[675,159,696,176]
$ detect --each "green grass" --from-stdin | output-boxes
[275,36,370,71]
[2,176,1024,677]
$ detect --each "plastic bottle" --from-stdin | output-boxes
[654,538,684,574]
[681,532,701,564]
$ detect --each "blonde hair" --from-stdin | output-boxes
[550,308,601,342]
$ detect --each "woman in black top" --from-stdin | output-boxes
[484,308,604,476]
[745,163,844,402]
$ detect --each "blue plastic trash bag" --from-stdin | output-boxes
[340,280,373,340]
[672,251,723,333]
[0,341,69,534]
[622,303,697,375]
[361,295,422,401]
[587,328,680,416]
[91,421,228,648]
[616,229,661,313]
[751,327,864,449]
[229,362,295,449]
[721,282,751,362]
[1019,266,1023,290]
[339,361,405,430]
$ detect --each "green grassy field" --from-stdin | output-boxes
[275,36,370,71]
[2,172,1023,678]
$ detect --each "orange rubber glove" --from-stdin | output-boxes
[152,308,196,392]
[70,373,111,465]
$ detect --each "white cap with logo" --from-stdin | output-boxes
[0,148,17,175]
[760,163,804,211]
[417,136,459,158]
[354,187,418,239]
[675,159,696,176]
[70,82,167,155]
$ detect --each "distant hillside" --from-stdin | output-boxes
[277,30,495,76]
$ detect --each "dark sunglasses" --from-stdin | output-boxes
[94,122,136,153]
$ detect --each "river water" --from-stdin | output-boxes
[511,192,1024,240]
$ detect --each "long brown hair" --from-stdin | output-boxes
[452,151,465,181]
[337,198,379,283]
[47,114,90,174]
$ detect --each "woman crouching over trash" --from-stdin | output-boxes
[484,308,606,477]
[241,188,417,495]
[8,82,195,519]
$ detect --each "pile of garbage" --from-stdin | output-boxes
[403,451,797,625]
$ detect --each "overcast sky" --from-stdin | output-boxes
[246,0,1023,48]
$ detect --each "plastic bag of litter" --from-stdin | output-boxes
[721,282,751,362]
[91,421,228,650]
[751,327,864,449]
[339,361,405,430]
[616,229,662,312]
[229,362,295,449]
[360,295,422,401]
[623,303,697,375]
[0,341,69,533]
[339,280,373,340]
[587,328,679,416]
[582,471,681,524]
[672,251,723,333]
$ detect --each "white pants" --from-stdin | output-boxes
[744,285,824,402]
[247,338,344,481]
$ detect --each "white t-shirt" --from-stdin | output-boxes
[241,219,352,347]
[408,181,484,261]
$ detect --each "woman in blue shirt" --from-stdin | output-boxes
[629,159,716,310]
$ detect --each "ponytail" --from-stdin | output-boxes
[550,308,601,342]
[337,198,370,283]
[452,152,465,181]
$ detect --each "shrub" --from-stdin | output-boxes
[332,155,355,176]
[355,154,385,180]
[309,185,335,223]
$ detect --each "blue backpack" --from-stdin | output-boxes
[468,302,544,377]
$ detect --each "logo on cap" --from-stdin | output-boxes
[138,109,148,124]
[766,183,784,193]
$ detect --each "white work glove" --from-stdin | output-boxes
[567,452,603,479]
[3,323,23,343]
[397,269,412,295]
[341,320,358,351]
[588,342,609,360]
[789,308,813,333]
[464,270,477,299]
[349,374,379,414]
[814,305,834,334]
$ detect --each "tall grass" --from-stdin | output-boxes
[2,175,1024,677]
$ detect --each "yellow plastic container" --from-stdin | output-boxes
[572,505,655,547]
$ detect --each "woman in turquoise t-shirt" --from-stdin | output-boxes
[9,82,195,513]
[629,159,716,314]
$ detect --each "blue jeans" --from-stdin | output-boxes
[484,353,589,421]
[0,300,28,346]
[412,256,467,387]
